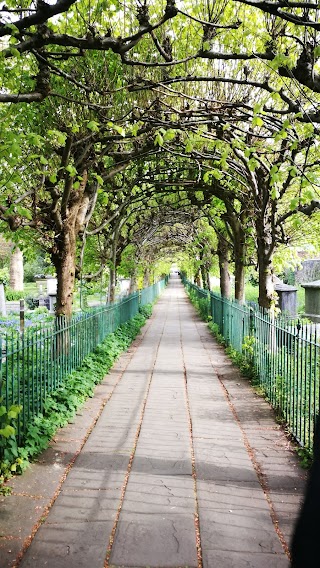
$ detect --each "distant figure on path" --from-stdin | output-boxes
[290,416,320,567]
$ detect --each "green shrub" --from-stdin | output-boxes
[0,400,28,494]
[4,288,25,301]
[0,268,9,285]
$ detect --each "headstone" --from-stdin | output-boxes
[0,283,6,316]
[301,280,320,323]
[46,277,57,295]
[36,278,47,295]
[275,281,298,316]
[46,277,57,313]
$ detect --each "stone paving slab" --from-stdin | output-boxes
[203,550,289,568]
[109,515,198,568]
[18,521,115,568]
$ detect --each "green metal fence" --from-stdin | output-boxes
[183,279,320,450]
[183,279,210,320]
[140,276,169,305]
[0,278,168,444]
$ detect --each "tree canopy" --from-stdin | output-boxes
[1,0,320,314]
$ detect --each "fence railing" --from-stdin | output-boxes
[0,278,168,444]
[183,279,320,450]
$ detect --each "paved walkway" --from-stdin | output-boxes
[0,277,306,568]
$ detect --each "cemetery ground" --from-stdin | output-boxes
[0,277,306,568]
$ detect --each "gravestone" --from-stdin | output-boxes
[275,281,297,316]
[46,277,57,313]
[301,280,320,323]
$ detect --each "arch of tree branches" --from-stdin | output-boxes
[1,0,320,315]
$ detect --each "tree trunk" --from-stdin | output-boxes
[223,207,247,303]
[217,233,231,299]
[48,168,96,317]
[9,247,24,290]
[0,284,6,316]
[52,228,76,317]
[108,265,116,303]
[200,264,208,290]
[194,269,201,287]
[234,263,245,303]
[143,266,151,288]
[258,256,274,309]
[256,229,275,309]
[206,270,211,291]
[234,238,246,303]
[129,266,138,294]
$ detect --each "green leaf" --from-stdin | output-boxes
[0,425,15,438]
[203,169,223,182]
[4,23,19,35]
[163,129,176,142]
[65,164,77,177]
[9,47,20,57]
[248,158,258,171]
[49,174,57,183]
[114,125,126,137]
[252,116,264,127]
[93,173,104,185]
[253,103,263,114]
[87,121,100,132]
[155,132,164,146]
[47,130,67,146]
[7,409,19,420]
[28,133,44,148]
[131,123,140,136]
[0,406,6,417]
[16,206,32,220]
[274,130,287,142]
[107,122,125,137]
[9,405,22,414]
[185,140,193,153]
[212,169,223,180]
[304,124,314,138]
[290,197,299,210]
[304,189,315,201]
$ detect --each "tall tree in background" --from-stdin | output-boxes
[9,246,24,291]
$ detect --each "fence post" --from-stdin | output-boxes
[249,306,255,336]
[20,299,25,335]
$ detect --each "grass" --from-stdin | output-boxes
[23,282,38,296]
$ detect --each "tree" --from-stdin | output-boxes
[2,0,320,315]
[9,246,23,291]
